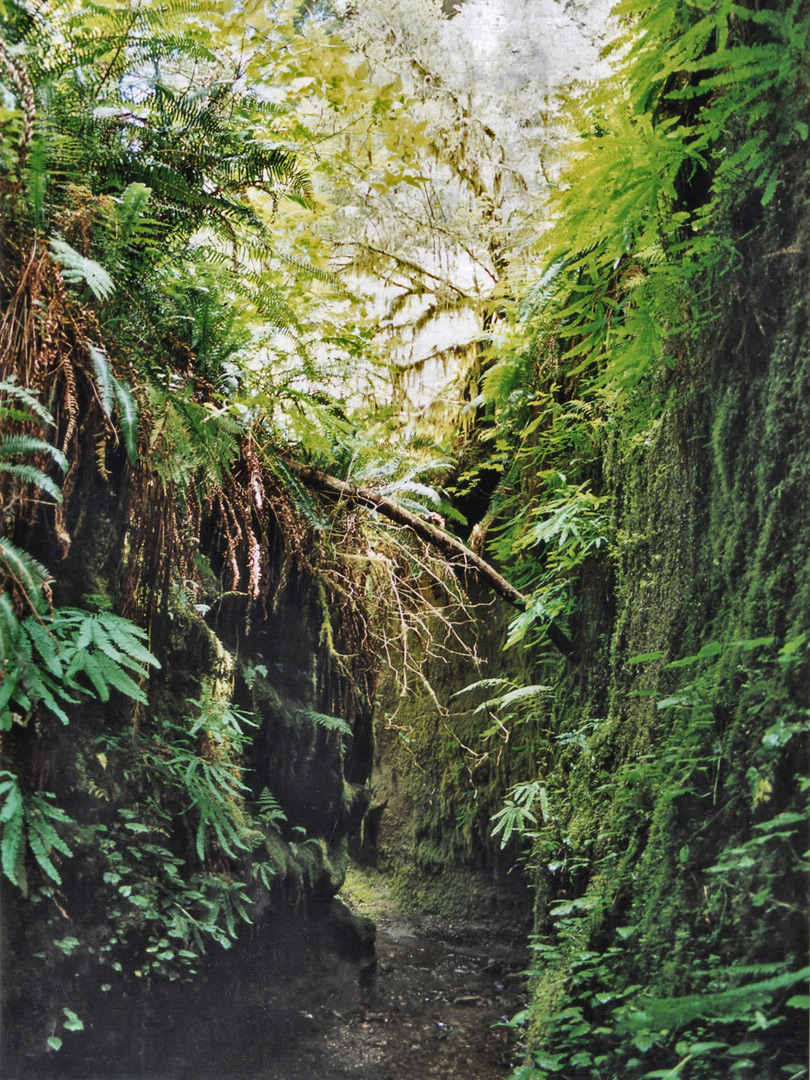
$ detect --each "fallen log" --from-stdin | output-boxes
[282,458,576,659]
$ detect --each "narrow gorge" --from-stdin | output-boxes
[1,1,808,1078]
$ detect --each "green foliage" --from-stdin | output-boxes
[490,472,609,649]
[0,607,160,731]
[0,771,74,893]
[0,381,67,594]
[90,805,255,981]
[50,239,115,302]
[512,631,810,1079]
[491,779,549,850]
[87,344,138,463]
[144,694,258,862]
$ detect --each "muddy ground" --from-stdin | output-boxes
[263,911,530,1079]
[10,871,530,1080]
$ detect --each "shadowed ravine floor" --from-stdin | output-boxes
[257,917,528,1080]
[11,874,528,1080]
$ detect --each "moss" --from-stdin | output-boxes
[516,194,810,1074]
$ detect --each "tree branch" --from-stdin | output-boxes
[282,458,576,659]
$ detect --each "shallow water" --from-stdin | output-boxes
[253,919,528,1080]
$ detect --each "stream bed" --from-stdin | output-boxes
[13,882,529,1080]
[260,916,529,1080]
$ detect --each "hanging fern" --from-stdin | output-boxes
[0,770,75,893]
[0,608,160,732]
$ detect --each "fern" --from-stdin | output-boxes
[0,382,67,513]
[0,377,55,427]
[0,770,75,893]
[309,710,352,737]
[50,238,115,301]
[86,344,139,463]
[0,607,160,731]
[624,966,810,1031]
[0,462,63,503]
[257,786,287,827]
[161,745,253,861]
[0,435,67,472]
[0,538,52,611]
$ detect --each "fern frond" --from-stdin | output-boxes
[0,593,22,663]
[87,342,115,417]
[94,611,160,669]
[308,710,352,737]
[113,380,139,463]
[50,238,115,301]
[257,786,287,825]
[0,795,25,887]
[0,435,67,472]
[0,537,52,603]
[0,463,63,502]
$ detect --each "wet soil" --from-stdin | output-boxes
[241,870,530,1080]
[8,877,528,1080]
[313,920,529,1080]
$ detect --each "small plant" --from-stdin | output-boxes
[491,779,550,849]
[0,772,74,894]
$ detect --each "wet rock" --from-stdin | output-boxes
[452,993,485,1006]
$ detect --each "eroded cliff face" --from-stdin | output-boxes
[1,469,376,1077]
[509,158,810,1076]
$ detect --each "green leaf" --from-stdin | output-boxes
[0,537,52,605]
[0,379,54,426]
[88,343,115,418]
[780,632,807,657]
[53,936,80,955]
[50,239,114,301]
[27,828,62,884]
[62,1008,84,1032]
[0,434,67,472]
[0,462,63,502]
[113,381,139,464]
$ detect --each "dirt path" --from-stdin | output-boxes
[318,924,528,1078]
[21,871,529,1080]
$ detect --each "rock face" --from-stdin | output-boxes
[0,477,376,1075]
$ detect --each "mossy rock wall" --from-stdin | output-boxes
[1,473,374,1074]
[360,580,538,925]
[516,171,810,1073]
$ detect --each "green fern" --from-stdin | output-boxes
[0,377,56,428]
[0,434,67,472]
[0,381,67,512]
[257,786,287,828]
[87,344,139,463]
[309,710,352,737]
[0,770,75,893]
[50,238,115,301]
[623,966,810,1031]
[0,538,52,612]
[0,607,160,731]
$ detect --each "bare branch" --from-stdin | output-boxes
[282,458,576,658]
